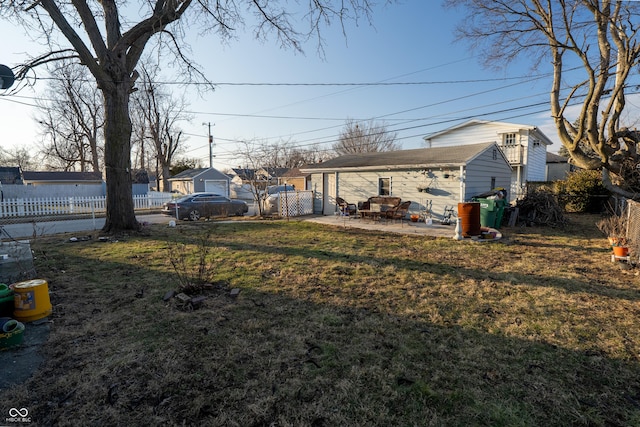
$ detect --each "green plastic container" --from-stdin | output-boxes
[0,320,25,349]
[494,199,507,229]
[0,284,14,318]
[476,198,497,228]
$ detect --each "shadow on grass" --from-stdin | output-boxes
[1,221,638,425]
[169,222,640,303]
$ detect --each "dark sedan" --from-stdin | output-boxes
[161,193,248,221]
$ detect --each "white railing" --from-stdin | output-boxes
[500,145,524,165]
[0,193,174,219]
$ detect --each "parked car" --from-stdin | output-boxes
[161,193,248,221]
[261,185,296,215]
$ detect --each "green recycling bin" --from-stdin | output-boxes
[475,198,507,228]
[494,199,506,229]
[476,198,497,228]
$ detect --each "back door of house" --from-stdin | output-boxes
[322,173,336,215]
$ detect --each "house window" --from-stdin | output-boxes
[379,177,390,196]
[504,133,517,146]
[493,149,497,160]
[491,177,496,189]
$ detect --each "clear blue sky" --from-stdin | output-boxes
[0,2,566,171]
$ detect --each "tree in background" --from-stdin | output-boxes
[447,0,640,198]
[36,62,103,172]
[170,158,204,177]
[2,0,378,233]
[333,119,399,155]
[0,146,36,171]
[260,139,332,168]
[237,140,271,216]
[131,63,191,192]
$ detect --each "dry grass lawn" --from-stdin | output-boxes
[1,214,640,426]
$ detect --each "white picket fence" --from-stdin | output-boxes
[0,193,174,219]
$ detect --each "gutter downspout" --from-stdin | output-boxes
[454,165,465,240]
[334,171,339,214]
[459,165,465,202]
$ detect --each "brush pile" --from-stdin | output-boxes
[514,189,568,227]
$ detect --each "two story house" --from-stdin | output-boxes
[424,120,554,198]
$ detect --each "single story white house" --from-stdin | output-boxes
[423,120,553,198]
[169,168,231,197]
[300,142,512,221]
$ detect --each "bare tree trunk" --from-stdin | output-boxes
[102,85,139,233]
[161,163,171,192]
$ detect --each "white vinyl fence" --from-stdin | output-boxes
[0,193,174,220]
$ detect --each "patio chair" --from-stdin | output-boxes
[386,201,412,222]
[336,197,357,217]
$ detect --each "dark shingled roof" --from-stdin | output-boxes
[22,171,102,182]
[301,142,497,171]
[0,167,22,184]
[170,168,230,181]
[546,152,569,163]
[171,168,209,179]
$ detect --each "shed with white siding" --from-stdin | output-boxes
[300,142,511,221]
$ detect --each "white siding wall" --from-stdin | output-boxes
[309,145,512,219]
[465,147,513,202]
[527,141,548,182]
[2,183,104,199]
[334,169,463,221]
[427,122,547,194]
[311,167,484,221]
[425,122,503,147]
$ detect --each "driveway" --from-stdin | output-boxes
[0,214,172,240]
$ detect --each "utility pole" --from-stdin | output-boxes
[204,122,214,168]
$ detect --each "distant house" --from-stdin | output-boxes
[300,142,512,220]
[131,169,150,195]
[227,168,256,184]
[423,119,553,198]
[16,170,104,198]
[22,171,103,186]
[546,152,576,181]
[169,168,230,197]
[0,167,23,185]
[256,167,289,186]
[278,167,309,191]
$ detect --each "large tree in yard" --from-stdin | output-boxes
[447,0,640,198]
[2,0,377,233]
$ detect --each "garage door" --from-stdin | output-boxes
[204,180,229,197]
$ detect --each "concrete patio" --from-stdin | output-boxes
[304,214,463,238]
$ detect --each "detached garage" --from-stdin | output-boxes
[300,142,512,222]
[169,168,230,197]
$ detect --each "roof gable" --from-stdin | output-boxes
[170,168,230,181]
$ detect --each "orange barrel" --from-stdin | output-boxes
[457,202,481,237]
[13,279,52,322]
